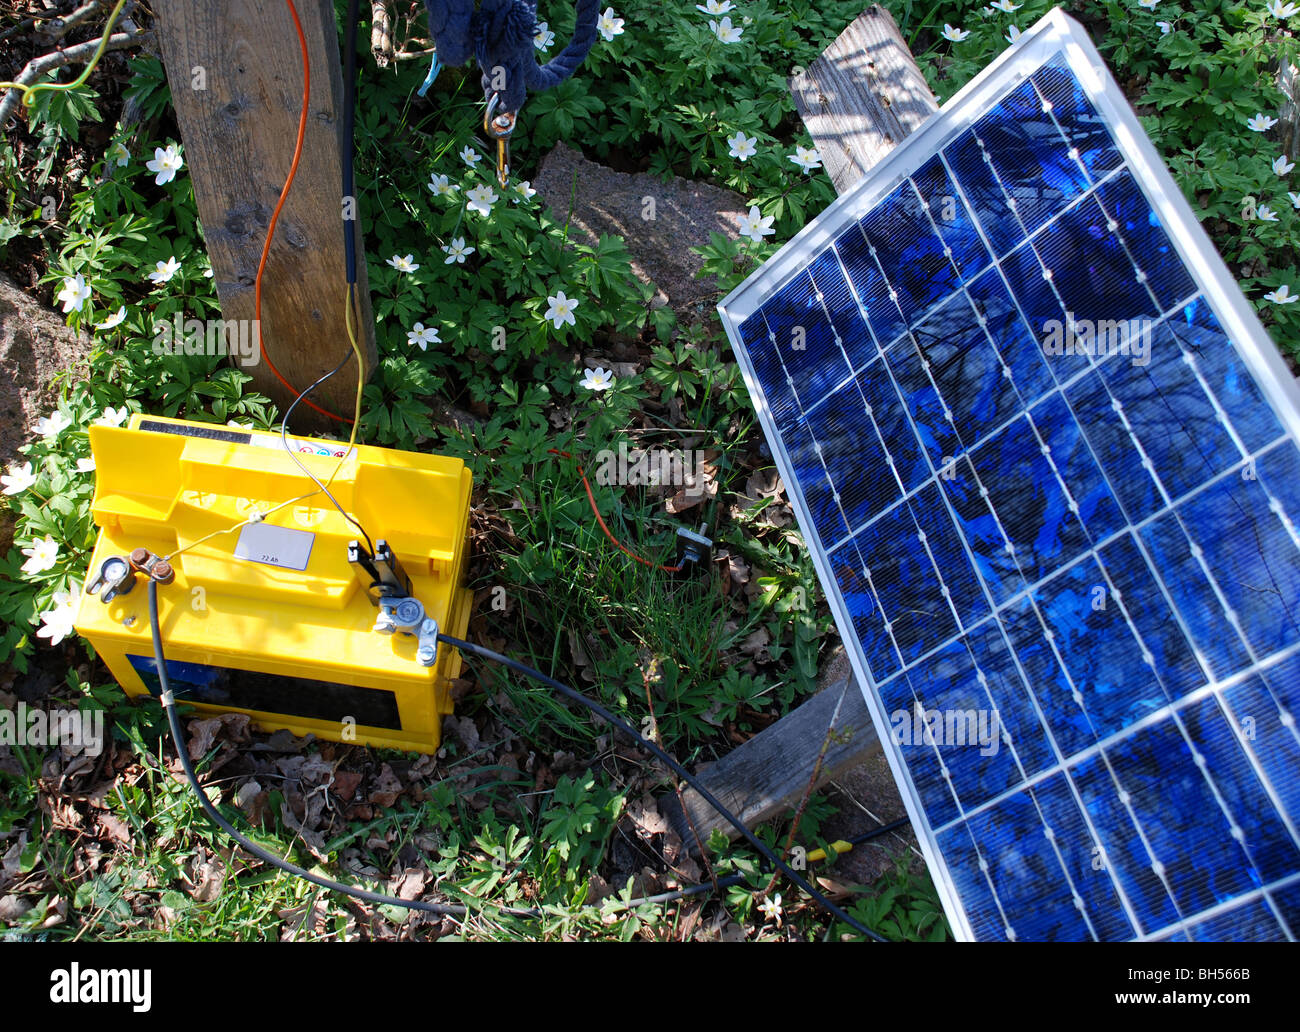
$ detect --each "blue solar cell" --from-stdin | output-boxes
[804,372,901,533]
[935,822,1006,940]
[855,363,929,494]
[904,639,1021,811]
[942,455,1025,605]
[966,266,1056,404]
[1001,238,1068,347]
[968,415,1088,584]
[910,482,990,631]
[1171,297,1287,453]
[879,667,961,827]
[964,620,1056,779]
[1035,555,1168,740]
[1093,171,1195,310]
[961,786,1097,941]
[1004,596,1094,757]
[1221,675,1300,831]
[1032,771,1136,941]
[860,180,962,325]
[739,312,800,431]
[911,154,992,281]
[833,222,906,352]
[850,497,960,667]
[806,248,873,377]
[972,77,1092,241]
[1180,694,1300,884]
[1036,194,1162,330]
[885,333,962,470]
[1066,369,1164,522]
[827,537,898,681]
[1256,442,1300,553]
[1095,532,1206,701]
[1029,392,1126,541]
[913,291,1021,449]
[944,130,1023,260]
[1098,320,1240,503]
[1030,56,1123,182]
[720,10,1300,940]
[1106,717,1261,918]
[1273,880,1300,939]
[1070,751,1181,933]
[1139,512,1255,683]
[1176,465,1300,660]
[783,420,849,545]
[759,273,847,403]
[1184,898,1287,941]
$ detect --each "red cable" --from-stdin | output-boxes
[549,449,681,573]
[254,0,351,424]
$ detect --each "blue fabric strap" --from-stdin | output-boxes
[423,0,599,113]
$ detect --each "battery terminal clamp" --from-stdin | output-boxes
[87,547,175,603]
[349,539,440,667]
[674,523,713,578]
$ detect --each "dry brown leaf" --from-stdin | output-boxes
[96,813,132,847]
[0,894,32,921]
[368,763,403,808]
[185,713,251,761]
[443,715,481,753]
[626,795,668,839]
[188,858,224,902]
[333,770,362,801]
[388,867,427,901]
[814,874,855,899]
[741,626,770,659]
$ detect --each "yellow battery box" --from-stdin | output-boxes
[73,414,473,754]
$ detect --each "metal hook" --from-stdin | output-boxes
[484,92,516,190]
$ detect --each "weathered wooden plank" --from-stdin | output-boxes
[790,4,938,197]
[662,4,939,852]
[155,0,375,426]
[662,674,879,854]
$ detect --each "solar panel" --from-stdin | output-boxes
[718,9,1300,941]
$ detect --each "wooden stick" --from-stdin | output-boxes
[370,1,393,69]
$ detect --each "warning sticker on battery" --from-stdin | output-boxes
[234,522,315,571]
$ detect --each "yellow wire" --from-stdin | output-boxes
[165,286,367,562]
[0,0,129,109]
[324,282,366,491]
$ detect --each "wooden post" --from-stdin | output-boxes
[155,0,376,427]
[662,5,938,853]
[790,4,939,196]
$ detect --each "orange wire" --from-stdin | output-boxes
[549,449,682,573]
[255,0,352,424]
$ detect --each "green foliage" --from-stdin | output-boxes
[540,772,626,873]
[0,57,274,668]
[841,859,954,942]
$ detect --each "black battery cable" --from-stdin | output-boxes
[146,579,887,939]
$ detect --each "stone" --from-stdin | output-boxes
[0,272,93,552]
[532,143,749,323]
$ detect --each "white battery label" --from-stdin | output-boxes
[233,522,316,571]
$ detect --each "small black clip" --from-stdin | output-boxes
[348,539,413,606]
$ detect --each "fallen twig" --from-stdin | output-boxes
[0,20,150,125]
[370,1,393,68]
